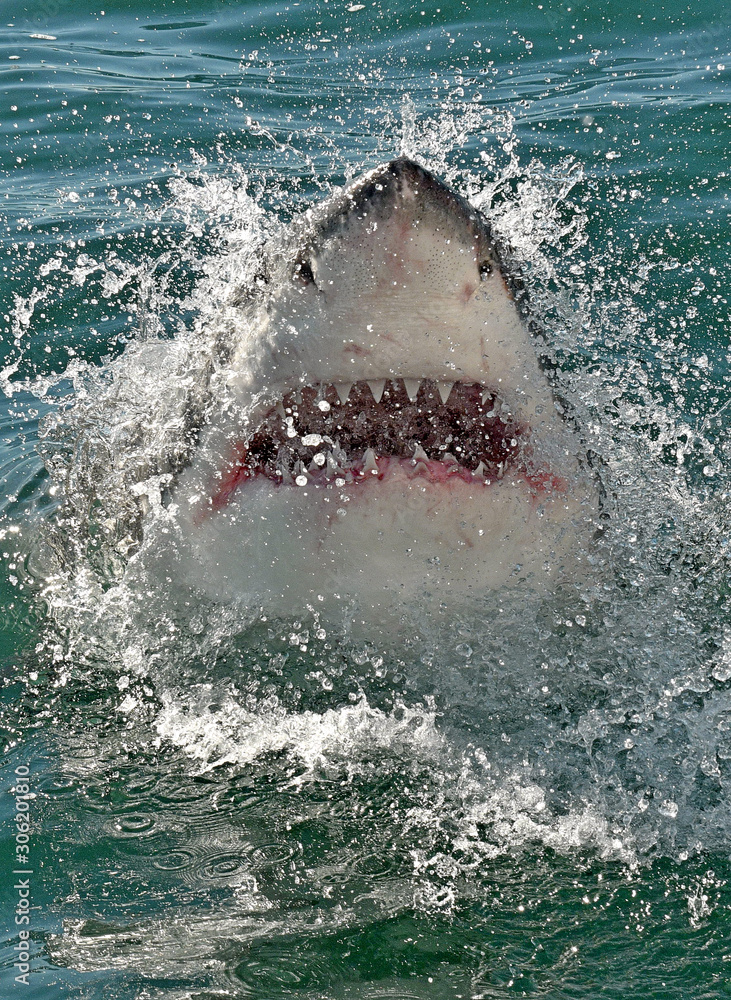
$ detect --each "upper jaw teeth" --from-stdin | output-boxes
[367,379,386,403]
[437,382,453,404]
[330,378,457,405]
[402,378,421,402]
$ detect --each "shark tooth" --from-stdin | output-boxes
[409,460,430,478]
[437,382,454,405]
[293,460,312,485]
[402,378,421,402]
[331,439,348,466]
[474,461,487,478]
[412,443,429,463]
[442,453,459,465]
[362,448,379,474]
[334,383,353,404]
[366,379,386,403]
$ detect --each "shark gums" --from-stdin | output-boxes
[151,157,597,617]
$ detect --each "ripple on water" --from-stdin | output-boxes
[151,847,198,872]
[250,841,298,869]
[195,851,256,888]
[153,772,221,807]
[346,992,431,1000]
[350,849,406,880]
[36,773,79,798]
[233,944,347,993]
[118,771,160,798]
[145,827,264,889]
[232,942,464,998]
[109,812,156,837]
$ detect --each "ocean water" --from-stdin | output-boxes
[1,1,730,997]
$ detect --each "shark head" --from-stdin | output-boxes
[168,158,596,615]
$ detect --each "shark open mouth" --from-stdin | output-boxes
[212,378,529,509]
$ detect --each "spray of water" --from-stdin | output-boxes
[3,101,729,977]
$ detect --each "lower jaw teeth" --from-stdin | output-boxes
[362,448,378,475]
[270,448,499,485]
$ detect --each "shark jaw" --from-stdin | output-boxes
[208,378,543,507]
[166,158,596,612]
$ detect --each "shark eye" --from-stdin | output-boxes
[479,260,493,279]
[294,258,316,286]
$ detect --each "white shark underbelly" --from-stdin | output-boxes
[150,158,597,614]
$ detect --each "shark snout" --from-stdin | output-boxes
[305,157,493,262]
[241,158,539,394]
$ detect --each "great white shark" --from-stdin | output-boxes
[160,157,597,616]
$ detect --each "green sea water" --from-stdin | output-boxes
[1,1,730,997]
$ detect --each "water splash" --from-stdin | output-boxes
[4,102,729,930]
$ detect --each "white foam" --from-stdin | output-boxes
[155,689,446,773]
[155,684,636,863]
[449,768,635,864]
